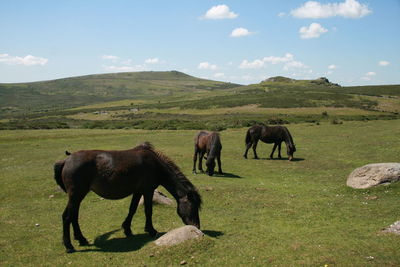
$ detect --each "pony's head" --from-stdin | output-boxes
[288,144,296,161]
[206,157,216,176]
[177,190,201,229]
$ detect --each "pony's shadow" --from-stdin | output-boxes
[203,230,224,238]
[255,157,305,162]
[214,172,241,178]
[80,229,224,253]
[81,229,157,253]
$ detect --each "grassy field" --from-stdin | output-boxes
[1,120,399,266]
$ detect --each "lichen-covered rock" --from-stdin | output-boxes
[154,225,204,246]
[346,163,400,189]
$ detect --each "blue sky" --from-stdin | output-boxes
[0,0,399,85]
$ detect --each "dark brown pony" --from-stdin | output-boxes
[53,142,201,253]
[192,131,223,176]
[243,124,296,161]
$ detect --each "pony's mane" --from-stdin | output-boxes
[136,142,202,208]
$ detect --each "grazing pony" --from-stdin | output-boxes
[192,131,223,176]
[53,142,201,253]
[243,125,296,161]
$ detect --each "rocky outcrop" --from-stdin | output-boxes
[346,163,400,189]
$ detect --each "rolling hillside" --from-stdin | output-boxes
[0,72,399,130]
[0,71,240,114]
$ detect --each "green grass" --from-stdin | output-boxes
[1,120,399,266]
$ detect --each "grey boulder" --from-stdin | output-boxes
[347,163,400,189]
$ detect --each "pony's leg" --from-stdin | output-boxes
[143,191,158,236]
[72,200,89,246]
[62,193,87,253]
[217,154,223,174]
[270,143,278,159]
[122,193,142,237]
[277,142,282,158]
[252,139,259,159]
[192,147,198,174]
[62,203,74,253]
[243,142,252,159]
[198,151,205,172]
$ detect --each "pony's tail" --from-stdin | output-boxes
[54,160,67,193]
[245,128,252,145]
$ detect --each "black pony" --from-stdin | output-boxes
[54,142,201,253]
[192,131,223,176]
[243,125,296,161]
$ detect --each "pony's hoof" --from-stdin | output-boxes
[123,229,133,237]
[78,238,89,246]
[147,230,158,237]
[66,247,76,253]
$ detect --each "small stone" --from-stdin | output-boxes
[49,194,54,199]
[35,223,40,227]
[180,260,187,265]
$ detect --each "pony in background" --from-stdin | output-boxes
[244,125,296,161]
[193,131,223,176]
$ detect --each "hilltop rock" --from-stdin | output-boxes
[154,225,204,246]
[346,163,400,189]
[264,76,294,83]
[311,77,340,87]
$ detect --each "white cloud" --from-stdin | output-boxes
[379,60,390,66]
[263,53,294,64]
[230,27,254,38]
[198,62,217,70]
[299,23,328,39]
[278,12,286,17]
[239,53,308,72]
[366,71,376,76]
[283,60,308,70]
[239,59,265,69]
[291,0,372,19]
[202,5,238,19]
[0,53,48,66]
[290,0,372,19]
[103,65,145,72]
[328,64,338,69]
[145,58,159,64]
[214,72,225,78]
[102,55,119,61]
